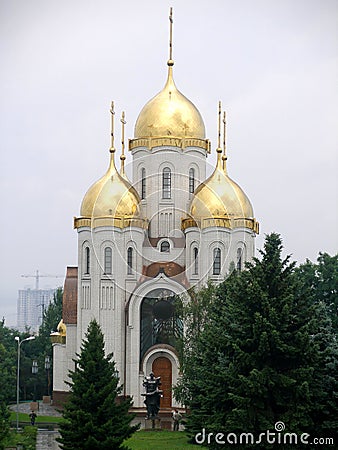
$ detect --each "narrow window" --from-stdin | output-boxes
[127,247,133,275]
[141,168,146,200]
[85,247,90,275]
[160,241,170,253]
[162,167,171,199]
[213,248,221,275]
[193,247,198,274]
[104,247,112,274]
[189,168,195,194]
[237,248,243,272]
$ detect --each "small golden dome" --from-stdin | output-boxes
[57,319,67,337]
[80,152,141,219]
[189,152,254,219]
[134,65,206,139]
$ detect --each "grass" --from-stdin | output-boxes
[125,430,199,449]
[3,426,37,450]
[9,411,63,424]
[7,413,200,449]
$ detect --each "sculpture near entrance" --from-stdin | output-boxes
[142,372,163,419]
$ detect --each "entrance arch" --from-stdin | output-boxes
[140,288,183,363]
[152,356,172,409]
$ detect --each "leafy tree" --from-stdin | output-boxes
[0,324,11,449]
[38,287,63,349]
[174,282,217,405]
[0,290,62,404]
[0,401,10,450]
[57,319,139,450]
[0,319,17,403]
[176,233,337,449]
[33,287,63,397]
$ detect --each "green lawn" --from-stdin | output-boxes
[125,430,199,449]
[9,413,200,449]
[10,411,63,424]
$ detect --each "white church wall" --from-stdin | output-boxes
[52,344,67,392]
[142,245,185,268]
[184,228,200,282]
[65,324,76,385]
[230,228,256,268]
[132,146,207,238]
[75,224,146,389]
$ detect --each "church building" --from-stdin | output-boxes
[52,10,259,417]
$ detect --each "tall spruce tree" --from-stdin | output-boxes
[296,253,338,333]
[58,319,139,450]
[176,233,337,449]
[296,254,338,438]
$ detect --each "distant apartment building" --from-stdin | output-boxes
[17,288,57,332]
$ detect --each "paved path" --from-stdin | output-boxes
[9,402,62,449]
[9,401,62,417]
[36,430,60,450]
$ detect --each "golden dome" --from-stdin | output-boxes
[134,64,205,139]
[80,151,141,219]
[57,319,67,337]
[189,151,254,220]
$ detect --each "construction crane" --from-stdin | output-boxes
[21,269,63,290]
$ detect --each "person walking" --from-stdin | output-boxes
[29,411,37,426]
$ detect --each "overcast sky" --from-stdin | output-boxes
[1,0,337,327]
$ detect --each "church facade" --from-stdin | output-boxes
[52,12,259,413]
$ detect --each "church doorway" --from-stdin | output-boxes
[152,356,172,409]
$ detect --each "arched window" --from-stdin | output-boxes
[213,248,221,275]
[160,241,170,253]
[193,247,198,274]
[104,247,112,274]
[162,167,171,199]
[127,247,133,274]
[140,288,183,362]
[141,168,146,200]
[237,248,243,272]
[85,247,90,275]
[189,168,195,194]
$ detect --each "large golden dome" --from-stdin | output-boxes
[80,152,141,219]
[189,151,254,220]
[134,63,205,139]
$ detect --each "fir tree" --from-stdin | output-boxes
[58,319,139,450]
[297,252,338,333]
[296,255,338,439]
[177,233,337,449]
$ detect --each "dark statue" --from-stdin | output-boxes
[142,372,163,419]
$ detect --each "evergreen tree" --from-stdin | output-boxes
[297,252,338,332]
[57,319,139,450]
[177,233,337,449]
[296,254,338,437]
[38,287,63,347]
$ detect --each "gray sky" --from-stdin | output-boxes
[1,0,337,326]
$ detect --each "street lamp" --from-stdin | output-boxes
[44,356,51,397]
[31,360,38,401]
[15,336,35,431]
